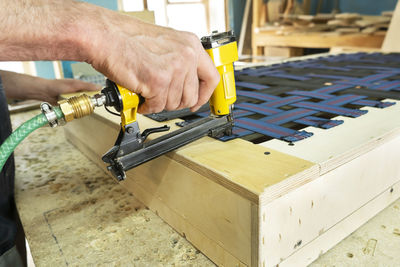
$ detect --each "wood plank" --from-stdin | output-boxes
[335,27,360,34]
[263,46,303,57]
[382,1,400,52]
[259,134,400,266]
[329,46,381,53]
[252,0,260,29]
[22,61,36,76]
[238,0,252,56]
[64,126,251,266]
[284,180,400,266]
[252,0,261,56]
[224,0,229,31]
[8,100,41,114]
[83,108,315,203]
[253,31,385,49]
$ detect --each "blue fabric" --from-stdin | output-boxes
[0,75,17,256]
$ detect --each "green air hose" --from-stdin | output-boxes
[0,107,64,172]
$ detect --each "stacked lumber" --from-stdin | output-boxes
[262,11,393,36]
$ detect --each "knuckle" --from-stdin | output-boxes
[189,98,197,108]
[212,70,220,85]
[170,58,181,71]
[181,31,196,40]
[181,46,196,59]
[149,103,165,114]
[180,99,189,108]
[153,106,164,113]
[145,94,167,114]
[187,32,200,45]
[182,94,198,108]
[166,100,180,111]
[151,71,170,89]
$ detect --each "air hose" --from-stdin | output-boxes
[0,107,64,171]
[0,93,106,173]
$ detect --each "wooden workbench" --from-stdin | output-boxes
[13,108,400,266]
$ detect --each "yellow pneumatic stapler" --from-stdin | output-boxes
[59,30,239,181]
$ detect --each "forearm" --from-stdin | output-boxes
[0,0,99,62]
[0,70,48,100]
[0,0,220,113]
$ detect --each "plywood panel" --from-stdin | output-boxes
[260,134,400,266]
[88,108,315,203]
[64,113,257,266]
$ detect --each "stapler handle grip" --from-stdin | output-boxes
[102,79,143,128]
[201,30,239,116]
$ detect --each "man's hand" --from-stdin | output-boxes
[85,12,220,114]
[81,5,220,114]
[0,70,99,105]
[0,0,220,114]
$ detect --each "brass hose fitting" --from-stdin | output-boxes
[58,94,106,122]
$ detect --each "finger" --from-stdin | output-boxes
[177,68,198,110]
[190,80,208,112]
[191,51,220,111]
[165,72,185,111]
[137,89,168,114]
[138,98,163,114]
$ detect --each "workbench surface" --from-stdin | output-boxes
[12,110,400,266]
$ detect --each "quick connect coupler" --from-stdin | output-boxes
[58,94,106,122]
[40,94,106,127]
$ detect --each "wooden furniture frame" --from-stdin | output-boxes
[251,0,386,57]
[64,54,400,266]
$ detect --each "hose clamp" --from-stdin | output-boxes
[40,102,58,128]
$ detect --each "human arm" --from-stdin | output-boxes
[0,70,99,105]
[0,0,220,113]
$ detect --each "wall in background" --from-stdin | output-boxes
[35,62,55,79]
[338,0,397,15]
[228,0,246,40]
[82,0,118,9]
[306,0,397,15]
